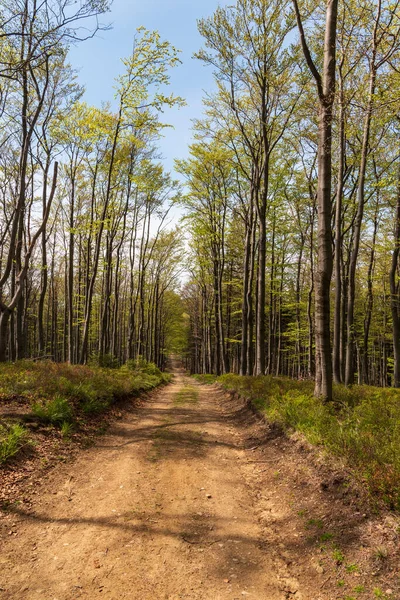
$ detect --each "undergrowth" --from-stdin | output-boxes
[32,395,74,425]
[0,359,170,463]
[212,374,400,511]
[0,423,29,464]
[191,374,218,385]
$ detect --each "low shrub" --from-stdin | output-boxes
[81,396,110,415]
[32,395,74,426]
[124,357,163,376]
[60,421,74,440]
[0,423,29,464]
[88,353,120,369]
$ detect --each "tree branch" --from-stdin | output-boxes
[292,0,323,99]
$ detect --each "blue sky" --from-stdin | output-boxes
[68,0,229,177]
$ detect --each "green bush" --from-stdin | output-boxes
[0,423,29,464]
[81,396,110,415]
[89,353,120,369]
[124,358,162,376]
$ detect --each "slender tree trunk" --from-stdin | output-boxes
[296,234,305,378]
[0,310,11,362]
[345,67,376,384]
[333,77,345,383]
[240,225,251,375]
[267,210,276,375]
[362,194,379,384]
[68,176,75,363]
[390,168,400,387]
[293,0,338,400]
[246,214,256,375]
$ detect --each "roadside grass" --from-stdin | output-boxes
[211,374,400,511]
[0,359,170,464]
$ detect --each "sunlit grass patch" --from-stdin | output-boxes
[0,360,169,440]
[174,385,199,405]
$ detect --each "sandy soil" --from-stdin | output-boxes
[0,365,399,600]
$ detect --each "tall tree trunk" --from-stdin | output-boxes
[267,209,276,375]
[345,5,379,385]
[390,168,400,387]
[293,0,338,400]
[68,176,75,363]
[240,225,251,375]
[362,192,379,384]
[333,75,345,383]
[37,162,49,355]
[246,214,256,375]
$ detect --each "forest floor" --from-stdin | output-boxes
[1,364,399,600]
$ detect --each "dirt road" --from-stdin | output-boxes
[1,367,398,599]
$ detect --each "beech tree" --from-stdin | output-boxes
[0,0,110,361]
[292,0,339,400]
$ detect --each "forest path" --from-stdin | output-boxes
[1,366,333,600]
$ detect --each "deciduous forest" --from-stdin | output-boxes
[2,1,400,598]
[181,0,400,400]
[1,0,400,401]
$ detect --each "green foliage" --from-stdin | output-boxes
[216,374,400,510]
[353,586,365,594]
[60,421,74,440]
[319,532,334,542]
[80,396,110,415]
[333,549,345,565]
[124,357,160,375]
[345,563,359,573]
[191,374,218,385]
[373,588,388,598]
[0,360,169,435]
[121,358,171,389]
[32,395,74,426]
[0,423,29,464]
[89,353,120,369]
[163,292,190,358]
